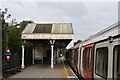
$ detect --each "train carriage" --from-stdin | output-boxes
[72,43,81,76]
[93,22,120,79]
[65,22,120,80]
[82,22,120,79]
[78,43,85,78]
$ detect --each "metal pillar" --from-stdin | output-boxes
[21,45,25,68]
[50,40,55,69]
[51,45,54,68]
[21,40,26,69]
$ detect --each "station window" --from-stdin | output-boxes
[95,47,108,79]
[113,45,120,80]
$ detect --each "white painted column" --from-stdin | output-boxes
[50,40,55,69]
[21,40,26,69]
[21,45,25,69]
[51,44,54,68]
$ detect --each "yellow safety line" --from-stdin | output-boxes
[63,59,70,80]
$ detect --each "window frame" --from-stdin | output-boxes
[95,47,108,79]
[82,49,86,68]
[113,45,120,80]
[88,48,92,71]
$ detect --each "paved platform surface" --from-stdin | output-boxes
[9,57,77,79]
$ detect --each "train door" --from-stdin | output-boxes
[84,44,94,79]
[74,48,79,75]
[83,47,89,78]
[81,46,85,78]
[113,39,120,80]
[94,41,109,79]
[94,38,119,79]
[113,44,120,80]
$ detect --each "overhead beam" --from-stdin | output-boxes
[21,34,73,40]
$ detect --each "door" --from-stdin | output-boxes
[113,45,120,80]
[93,41,109,79]
[84,44,94,80]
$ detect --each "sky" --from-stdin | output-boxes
[0,0,119,48]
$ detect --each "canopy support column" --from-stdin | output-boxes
[21,40,26,69]
[50,40,55,69]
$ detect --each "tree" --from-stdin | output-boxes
[1,8,11,49]
[0,8,11,28]
[2,20,33,66]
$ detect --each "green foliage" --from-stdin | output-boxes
[25,41,33,65]
[2,20,33,65]
[8,27,22,54]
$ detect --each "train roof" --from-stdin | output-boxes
[68,46,74,50]
[68,42,83,50]
[73,42,81,49]
[83,21,120,46]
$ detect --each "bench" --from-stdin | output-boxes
[2,63,21,75]
[5,66,21,73]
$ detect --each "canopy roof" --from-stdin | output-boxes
[21,23,74,40]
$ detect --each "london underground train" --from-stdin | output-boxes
[65,22,120,80]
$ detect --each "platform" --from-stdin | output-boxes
[9,57,77,80]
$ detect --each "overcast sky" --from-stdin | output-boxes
[0,0,119,48]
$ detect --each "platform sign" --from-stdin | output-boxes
[4,47,11,55]
[4,52,11,56]
[4,47,11,62]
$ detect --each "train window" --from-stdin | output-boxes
[86,48,89,68]
[82,49,85,68]
[88,48,92,71]
[85,48,89,68]
[95,47,108,79]
[79,48,81,70]
[83,48,89,70]
[113,45,120,80]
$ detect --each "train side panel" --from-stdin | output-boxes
[78,45,85,78]
[93,37,120,79]
[73,48,79,76]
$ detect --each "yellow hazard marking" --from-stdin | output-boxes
[62,58,70,80]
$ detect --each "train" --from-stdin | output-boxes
[65,22,120,80]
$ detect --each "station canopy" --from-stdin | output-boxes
[21,23,74,47]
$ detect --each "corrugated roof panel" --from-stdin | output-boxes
[21,23,74,40]
[22,23,36,33]
[62,24,73,33]
[22,23,73,34]
[51,23,73,34]
[33,24,52,33]
[51,24,60,33]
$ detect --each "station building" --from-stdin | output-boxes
[21,23,74,69]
